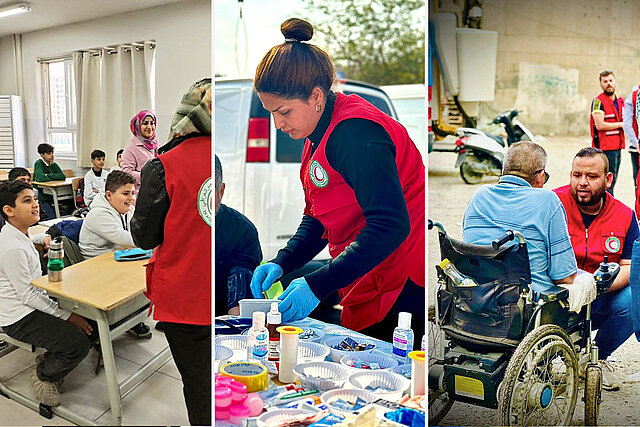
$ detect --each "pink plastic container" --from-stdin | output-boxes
[215,385,232,408]
[244,393,264,417]
[214,405,230,420]
[229,380,247,402]
[229,404,250,425]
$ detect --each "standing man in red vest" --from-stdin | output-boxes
[590,70,625,196]
[554,147,639,391]
[131,79,211,425]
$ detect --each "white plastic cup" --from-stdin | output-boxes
[409,350,425,397]
[277,326,303,383]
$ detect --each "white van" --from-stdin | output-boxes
[215,78,400,262]
[381,84,426,158]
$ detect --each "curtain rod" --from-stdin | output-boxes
[37,41,155,63]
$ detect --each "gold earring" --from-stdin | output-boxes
[316,105,321,112]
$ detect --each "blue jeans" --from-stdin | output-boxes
[591,285,634,360]
[39,201,57,219]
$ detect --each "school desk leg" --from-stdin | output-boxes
[50,189,61,218]
[96,311,122,425]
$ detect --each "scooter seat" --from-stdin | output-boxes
[482,131,505,147]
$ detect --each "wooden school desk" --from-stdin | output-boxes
[33,178,75,218]
[29,251,171,426]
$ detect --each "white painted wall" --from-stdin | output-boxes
[0,0,210,170]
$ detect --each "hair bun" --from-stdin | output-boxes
[281,18,313,42]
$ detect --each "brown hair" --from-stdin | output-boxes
[105,170,136,193]
[599,70,615,81]
[254,18,335,100]
[574,147,609,174]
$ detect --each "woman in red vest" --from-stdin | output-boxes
[249,18,425,341]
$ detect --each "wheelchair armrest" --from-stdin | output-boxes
[538,285,569,303]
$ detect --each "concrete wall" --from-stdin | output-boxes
[436,0,640,136]
[0,0,210,170]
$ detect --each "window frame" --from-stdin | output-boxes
[41,57,77,160]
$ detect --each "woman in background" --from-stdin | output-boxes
[121,110,158,192]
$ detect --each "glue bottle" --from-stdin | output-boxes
[392,312,414,364]
[266,302,281,362]
[247,311,268,365]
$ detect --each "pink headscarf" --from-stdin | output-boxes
[130,110,158,152]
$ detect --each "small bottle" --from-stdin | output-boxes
[47,237,64,282]
[266,302,282,362]
[421,334,426,351]
[439,258,478,287]
[392,312,414,364]
[246,311,268,365]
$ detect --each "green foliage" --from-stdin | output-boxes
[305,0,425,85]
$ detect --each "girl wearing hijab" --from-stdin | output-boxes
[121,110,158,191]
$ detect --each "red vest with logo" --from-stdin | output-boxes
[590,92,624,151]
[300,93,425,331]
[554,185,632,273]
[145,136,212,325]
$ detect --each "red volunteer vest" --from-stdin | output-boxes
[145,136,212,325]
[554,185,632,273]
[300,93,425,331]
[590,92,624,151]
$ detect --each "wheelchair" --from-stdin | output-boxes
[428,220,619,426]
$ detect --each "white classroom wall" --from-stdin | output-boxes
[0,0,211,170]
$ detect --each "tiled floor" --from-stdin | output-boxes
[0,322,189,426]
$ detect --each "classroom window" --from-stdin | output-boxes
[42,59,77,156]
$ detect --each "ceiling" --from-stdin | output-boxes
[0,0,186,37]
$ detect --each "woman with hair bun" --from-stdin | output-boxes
[250,18,425,341]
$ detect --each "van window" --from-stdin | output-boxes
[215,89,243,154]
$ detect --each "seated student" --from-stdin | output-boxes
[84,149,107,206]
[0,180,94,407]
[215,155,262,316]
[33,143,67,219]
[110,149,124,174]
[8,167,32,184]
[78,170,151,338]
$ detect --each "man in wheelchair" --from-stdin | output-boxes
[427,141,618,425]
[553,147,639,391]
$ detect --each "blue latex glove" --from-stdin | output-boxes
[250,262,283,299]
[278,277,320,323]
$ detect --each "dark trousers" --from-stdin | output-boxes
[359,278,425,348]
[163,322,211,426]
[631,151,639,189]
[3,310,91,382]
[603,149,621,196]
[39,202,57,220]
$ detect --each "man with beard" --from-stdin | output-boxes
[554,147,639,391]
[590,70,625,195]
[214,154,262,316]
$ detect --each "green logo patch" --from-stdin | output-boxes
[197,177,212,226]
[309,160,329,188]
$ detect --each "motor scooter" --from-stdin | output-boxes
[454,110,536,184]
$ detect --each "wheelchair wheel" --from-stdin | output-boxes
[584,364,602,426]
[499,324,578,426]
[428,304,454,424]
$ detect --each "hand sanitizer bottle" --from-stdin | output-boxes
[247,311,268,365]
[392,312,414,364]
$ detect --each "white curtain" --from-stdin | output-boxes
[74,42,154,168]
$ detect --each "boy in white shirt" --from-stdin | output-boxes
[0,180,93,407]
[109,149,124,174]
[79,170,151,338]
[84,149,107,207]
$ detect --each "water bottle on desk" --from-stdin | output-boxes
[47,237,64,282]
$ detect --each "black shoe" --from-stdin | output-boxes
[154,321,166,332]
[127,322,152,339]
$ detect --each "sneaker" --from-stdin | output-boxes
[154,321,166,332]
[30,369,61,407]
[127,322,152,339]
[579,357,621,391]
[35,354,64,389]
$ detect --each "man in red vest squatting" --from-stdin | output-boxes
[554,147,639,391]
[249,18,425,342]
[131,79,212,426]
[590,70,625,196]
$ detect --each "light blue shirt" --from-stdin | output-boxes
[462,175,577,294]
[623,86,639,150]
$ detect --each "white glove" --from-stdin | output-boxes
[559,272,597,313]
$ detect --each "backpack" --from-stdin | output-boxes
[61,236,84,267]
[47,220,83,244]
